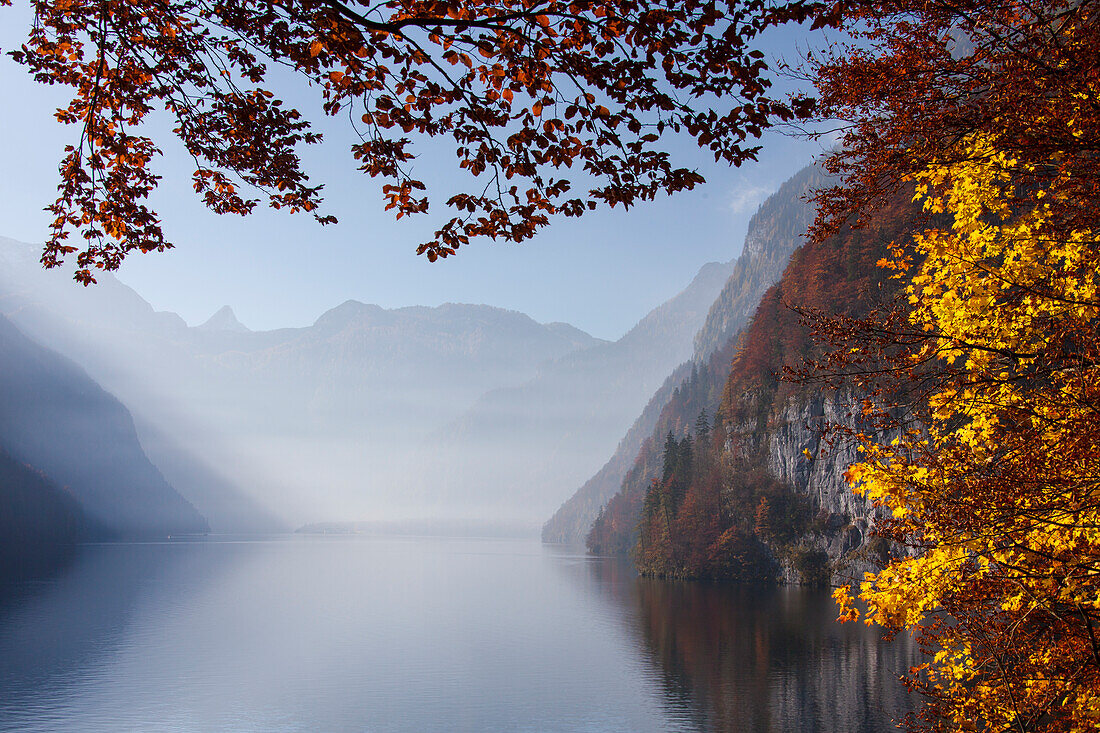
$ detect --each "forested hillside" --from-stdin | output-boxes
[545,165,824,544]
[589,193,920,583]
[0,446,92,579]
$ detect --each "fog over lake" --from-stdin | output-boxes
[0,163,922,732]
[0,536,915,732]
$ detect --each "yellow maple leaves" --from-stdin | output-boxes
[836,131,1100,730]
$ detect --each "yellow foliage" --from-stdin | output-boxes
[842,132,1100,730]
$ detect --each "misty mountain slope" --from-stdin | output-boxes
[173,301,609,523]
[0,445,93,578]
[692,165,828,360]
[543,163,824,544]
[407,259,736,524]
[0,239,606,525]
[0,246,285,531]
[0,315,208,537]
[540,360,692,544]
[131,417,286,534]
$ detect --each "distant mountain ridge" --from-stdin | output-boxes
[405,257,737,524]
[0,243,605,527]
[543,164,825,545]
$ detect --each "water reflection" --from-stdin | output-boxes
[585,556,918,732]
[0,537,915,732]
[0,538,262,731]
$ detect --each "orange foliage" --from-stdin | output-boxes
[804,0,1100,727]
[8,0,827,282]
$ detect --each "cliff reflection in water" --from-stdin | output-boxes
[592,558,918,733]
[1,538,916,732]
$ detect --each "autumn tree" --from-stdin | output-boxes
[807,0,1100,728]
[3,0,826,283]
[752,494,770,540]
[833,135,1100,733]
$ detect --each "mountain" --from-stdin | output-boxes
[0,314,208,538]
[543,164,826,544]
[0,446,91,579]
[405,258,737,525]
[130,416,284,535]
[540,361,691,545]
[692,165,830,360]
[0,246,284,532]
[0,241,605,526]
[584,339,740,556]
[597,190,923,584]
[198,305,250,332]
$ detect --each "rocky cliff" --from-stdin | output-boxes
[722,390,893,584]
[544,164,825,545]
[598,189,920,585]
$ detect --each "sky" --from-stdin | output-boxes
[0,7,829,341]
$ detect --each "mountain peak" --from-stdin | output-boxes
[312,300,386,332]
[198,306,250,333]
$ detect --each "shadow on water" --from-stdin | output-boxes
[0,537,259,729]
[0,544,170,709]
[0,542,81,592]
[582,554,919,733]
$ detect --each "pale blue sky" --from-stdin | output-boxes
[0,7,826,340]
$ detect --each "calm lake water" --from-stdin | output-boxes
[0,536,916,732]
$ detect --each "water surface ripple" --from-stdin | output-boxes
[0,535,916,732]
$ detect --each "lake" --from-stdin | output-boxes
[0,535,916,732]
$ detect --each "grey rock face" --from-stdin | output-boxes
[544,163,824,545]
[765,392,872,519]
[730,389,897,585]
